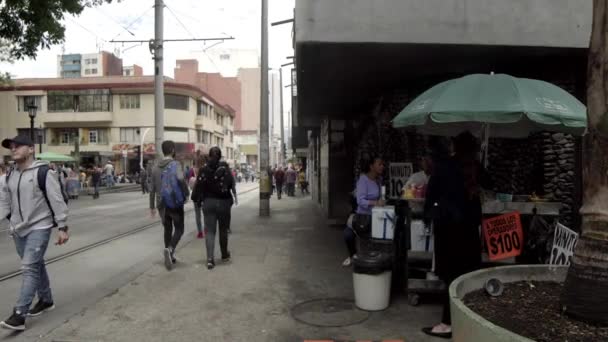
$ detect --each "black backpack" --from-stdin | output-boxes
[6,165,69,227]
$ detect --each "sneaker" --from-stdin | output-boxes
[221,252,231,263]
[170,251,177,264]
[163,248,173,271]
[342,257,352,267]
[0,310,25,331]
[196,231,204,239]
[207,259,215,270]
[27,300,55,317]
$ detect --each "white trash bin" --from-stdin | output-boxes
[353,251,392,311]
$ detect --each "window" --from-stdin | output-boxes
[91,68,98,74]
[16,128,45,144]
[85,69,91,75]
[91,58,98,64]
[85,59,90,65]
[120,128,140,143]
[201,130,211,144]
[89,130,98,144]
[215,112,222,125]
[120,95,140,109]
[230,117,234,126]
[17,96,42,112]
[165,94,189,110]
[58,128,78,145]
[197,101,209,116]
[48,89,111,112]
[125,70,131,76]
[230,131,233,143]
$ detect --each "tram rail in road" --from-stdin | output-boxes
[0,185,259,283]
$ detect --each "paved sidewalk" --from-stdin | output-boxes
[44,191,442,342]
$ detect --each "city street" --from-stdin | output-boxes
[0,182,259,341]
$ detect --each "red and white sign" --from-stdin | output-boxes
[483,212,524,261]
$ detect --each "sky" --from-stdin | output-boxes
[0,0,294,78]
[0,0,295,129]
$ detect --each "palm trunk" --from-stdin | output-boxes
[561,0,608,325]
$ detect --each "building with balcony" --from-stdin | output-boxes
[293,0,592,220]
[57,51,123,78]
[0,76,236,172]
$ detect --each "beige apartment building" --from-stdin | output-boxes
[0,76,236,172]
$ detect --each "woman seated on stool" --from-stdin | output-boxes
[343,155,385,266]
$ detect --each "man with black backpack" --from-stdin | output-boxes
[149,140,189,271]
[0,135,69,331]
[191,147,234,270]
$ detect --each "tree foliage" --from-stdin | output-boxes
[0,0,114,61]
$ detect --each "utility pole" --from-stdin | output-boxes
[153,0,164,159]
[259,0,270,216]
[279,68,285,165]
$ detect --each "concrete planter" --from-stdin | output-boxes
[449,265,569,342]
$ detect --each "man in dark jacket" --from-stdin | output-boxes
[274,167,285,200]
[149,141,189,271]
[191,147,234,270]
[91,165,102,199]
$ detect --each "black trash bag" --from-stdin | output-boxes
[520,215,555,264]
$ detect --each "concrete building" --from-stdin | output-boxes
[197,48,259,77]
[293,0,592,221]
[57,51,123,78]
[122,65,143,77]
[0,76,236,170]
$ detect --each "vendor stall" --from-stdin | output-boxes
[388,73,587,305]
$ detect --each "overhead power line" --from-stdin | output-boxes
[110,6,155,42]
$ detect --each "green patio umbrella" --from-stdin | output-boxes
[36,152,75,162]
[392,74,587,138]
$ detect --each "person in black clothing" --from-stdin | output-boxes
[191,146,234,270]
[91,165,101,199]
[422,132,487,339]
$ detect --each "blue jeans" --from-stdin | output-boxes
[106,175,113,188]
[13,229,53,315]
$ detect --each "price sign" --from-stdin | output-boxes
[549,223,578,266]
[388,162,413,199]
[483,212,524,261]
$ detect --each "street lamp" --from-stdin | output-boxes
[37,126,43,154]
[27,102,37,142]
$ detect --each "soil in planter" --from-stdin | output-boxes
[463,281,608,342]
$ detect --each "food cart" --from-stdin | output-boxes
[389,73,587,305]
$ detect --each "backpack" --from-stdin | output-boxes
[200,162,233,199]
[160,161,186,209]
[6,165,69,227]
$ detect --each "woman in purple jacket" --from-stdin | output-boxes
[342,156,385,266]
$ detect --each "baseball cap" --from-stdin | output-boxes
[2,135,34,149]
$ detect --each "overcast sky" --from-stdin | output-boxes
[0,0,295,78]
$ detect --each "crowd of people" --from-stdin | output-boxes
[266,164,308,200]
[0,131,309,331]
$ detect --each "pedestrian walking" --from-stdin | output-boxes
[103,161,114,188]
[274,166,285,199]
[298,168,309,194]
[149,141,189,271]
[0,135,69,331]
[191,157,206,239]
[139,166,148,194]
[193,147,235,270]
[91,165,101,199]
[285,166,297,197]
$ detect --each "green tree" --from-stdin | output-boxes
[561,0,608,325]
[0,0,114,83]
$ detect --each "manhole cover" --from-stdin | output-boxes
[290,298,370,327]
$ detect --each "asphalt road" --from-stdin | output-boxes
[0,182,259,341]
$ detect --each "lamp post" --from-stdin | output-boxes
[37,125,43,154]
[27,102,37,158]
